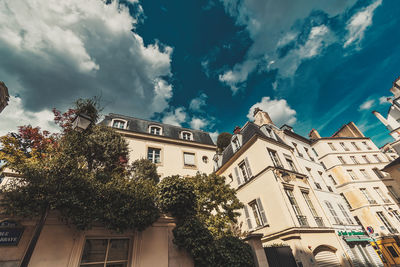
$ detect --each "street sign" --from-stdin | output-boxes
[0,220,24,246]
[367,226,374,234]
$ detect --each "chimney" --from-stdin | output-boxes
[309,129,321,140]
[372,110,390,129]
[233,126,241,134]
[253,107,274,126]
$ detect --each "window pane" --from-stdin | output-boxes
[184,153,195,165]
[108,239,129,261]
[81,239,107,263]
[107,263,128,267]
[81,264,104,267]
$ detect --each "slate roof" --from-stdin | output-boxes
[382,156,400,171]
[100,113,215,146]
[219,122,288,167]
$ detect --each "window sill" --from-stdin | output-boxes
[183,164,197,170]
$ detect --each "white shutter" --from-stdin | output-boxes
[243,206,253,230]
[244,157,253,177]
[256,198,268,225]
[184,153,195,165]
[314,250,341,267]
[234,167,242,186]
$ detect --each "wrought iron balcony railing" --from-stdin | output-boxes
[297,215,309,227]
[314,217,324,227]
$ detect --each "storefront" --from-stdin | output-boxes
[372,236,400,267]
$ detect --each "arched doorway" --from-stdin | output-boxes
[313,245,341,267]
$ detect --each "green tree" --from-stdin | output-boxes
[217,132,232,152]
[130,158,159,183]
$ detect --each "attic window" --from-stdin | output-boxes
[149,125,162,135]
[111,119,127,129]
[181,131,193,141]
[232,136,241,151]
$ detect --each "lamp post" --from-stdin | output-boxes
[72,113,92,131]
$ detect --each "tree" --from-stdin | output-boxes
[130,158,159,183]
[217,132,232,152]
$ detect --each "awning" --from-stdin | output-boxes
[343,236,372,242]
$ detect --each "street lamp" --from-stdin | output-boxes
[72,113,92,131]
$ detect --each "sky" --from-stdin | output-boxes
[0,0,398,147]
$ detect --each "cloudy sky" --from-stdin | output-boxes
[0,0,398,146]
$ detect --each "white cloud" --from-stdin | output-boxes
[344,0,382,48]
[189,117,208,130]
[0,0,173,125]
[247,97,296,126]
[219,59,257,94]
[189,93,208,112]
[379,96,390,104]
[0,96,59,136]
[359,99,375,110]
[162,107,187,126]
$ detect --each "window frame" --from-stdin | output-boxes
[183,152,196,167]
[340,142,349,151]
[328,142,336,151]
[347,169,358,180]
[350,156,359,164]
[148,125,162,135]
[362,155,370,163]
[181,131,193,141]
[147,147,162,164]
[268,149,283,168]
[284,154,297,172]
[360,188,376,204]
[325,201,342,225]
[111,119,127,129]
[351,142,360,151]
[338,156,346,164]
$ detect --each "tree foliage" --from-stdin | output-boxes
[130,159,159,183]
[217,132,232,152]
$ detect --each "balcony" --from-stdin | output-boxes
[368,200,378,205]
[314,217,324,227]
[383,199,391,204]
[297,215,309,227]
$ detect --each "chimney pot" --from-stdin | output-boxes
[233,126,241,134]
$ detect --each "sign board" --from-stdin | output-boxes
[0,220,24,246]
[367,226,374,234]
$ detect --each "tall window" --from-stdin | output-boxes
[181,131,193,140]
[328,175,337,185]
[362,155,370,163]
[360,188,376,204]
[351,142,360,151]
[350,156,359,164]
[362,141,372,150]
[338,204,353,224]
[373,154,382,163]
[360,169,369,179]
[147,147,161,163]
[232,137,241,151]
[292,143,303,157]
[268,149,282,168]
[112,120,126,129]
[376,212,397,234]
[304,147,314,161]
[80,238,129,267]
[285,189,307,226]
[312,148,319,157]
[235,158,252,185]
[388,186,400,202]
[340,193,352,209]
[328,142,336,151]
[239,161,250,182]
[248,199,268,227]
[284,155,297,172]
[325,201,342,225]
[373,168,384,179]
[340,142,349,151]
[347,170,358,180]
[149,125,162,135]
[374,187,390,203]
[338,156,346,164]
[302,192,323,226]
[392,211,400,223]
[183,152,195,166]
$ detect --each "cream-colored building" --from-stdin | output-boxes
[0,114,217,267]
[214,109,350,267]
[283,126,383,266]
[310,122,400,266]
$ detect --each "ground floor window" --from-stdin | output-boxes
[80,238,130,267]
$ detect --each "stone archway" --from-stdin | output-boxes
[313,245,341,267]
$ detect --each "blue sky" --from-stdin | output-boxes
[0,0,398,146]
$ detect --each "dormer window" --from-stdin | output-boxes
[149,125,162,135]
[181,131,193,141]
[111,119,127,129]
[232,136,241,152]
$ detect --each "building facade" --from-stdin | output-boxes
[0,81,9,113]
[215,109,350,267]
[283,126,382,266]
[310,123,400,266]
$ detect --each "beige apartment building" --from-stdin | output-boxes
[214,109,350,267]
[309,122,400,266]
[0,114,217,267]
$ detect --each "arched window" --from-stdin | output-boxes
[149,125,162,135]
[111,119,127,129]
[181,131,193,141]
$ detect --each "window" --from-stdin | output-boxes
[320,161,327,170]
[387,246,400,258]
[328,142,336,151]
[340,142,349,151]
[232,137,241,151]
[292,143,303,157]
[392,211,400,223]
[239,161,250,182]
[327,186,333,192]
[234,157,252,185]
[360,169,369,179]
[347,170,358,180]
[302,192,318,217]
[248,199,268,227]
[268,149,282,168]
[388,186,400,202]
[265,128,277,140]
[362,141,372,150]
[376,211,397,234]
[340,193,352,209]
[285,189,307,226]
[183,152,195,166]
[373,168,384,179]
[362,155,370,163]
[325,201,342,225]
[284,155,297,172]
[328,175,337,185]
[350,156,359,164]
[314,182,322,190]
[80,238,129,267]
[360,188,377,204]
[374,187,390,203]
[112,120,126,129]
[312,148,319,157]
[147,147,161,163]
[149,125,162,135]
[373,154,382,163]
[338,204,353,224]
[181,131,193,140]
[304,147,314,161]
[338,156,346,164]
[351,142,360,150]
